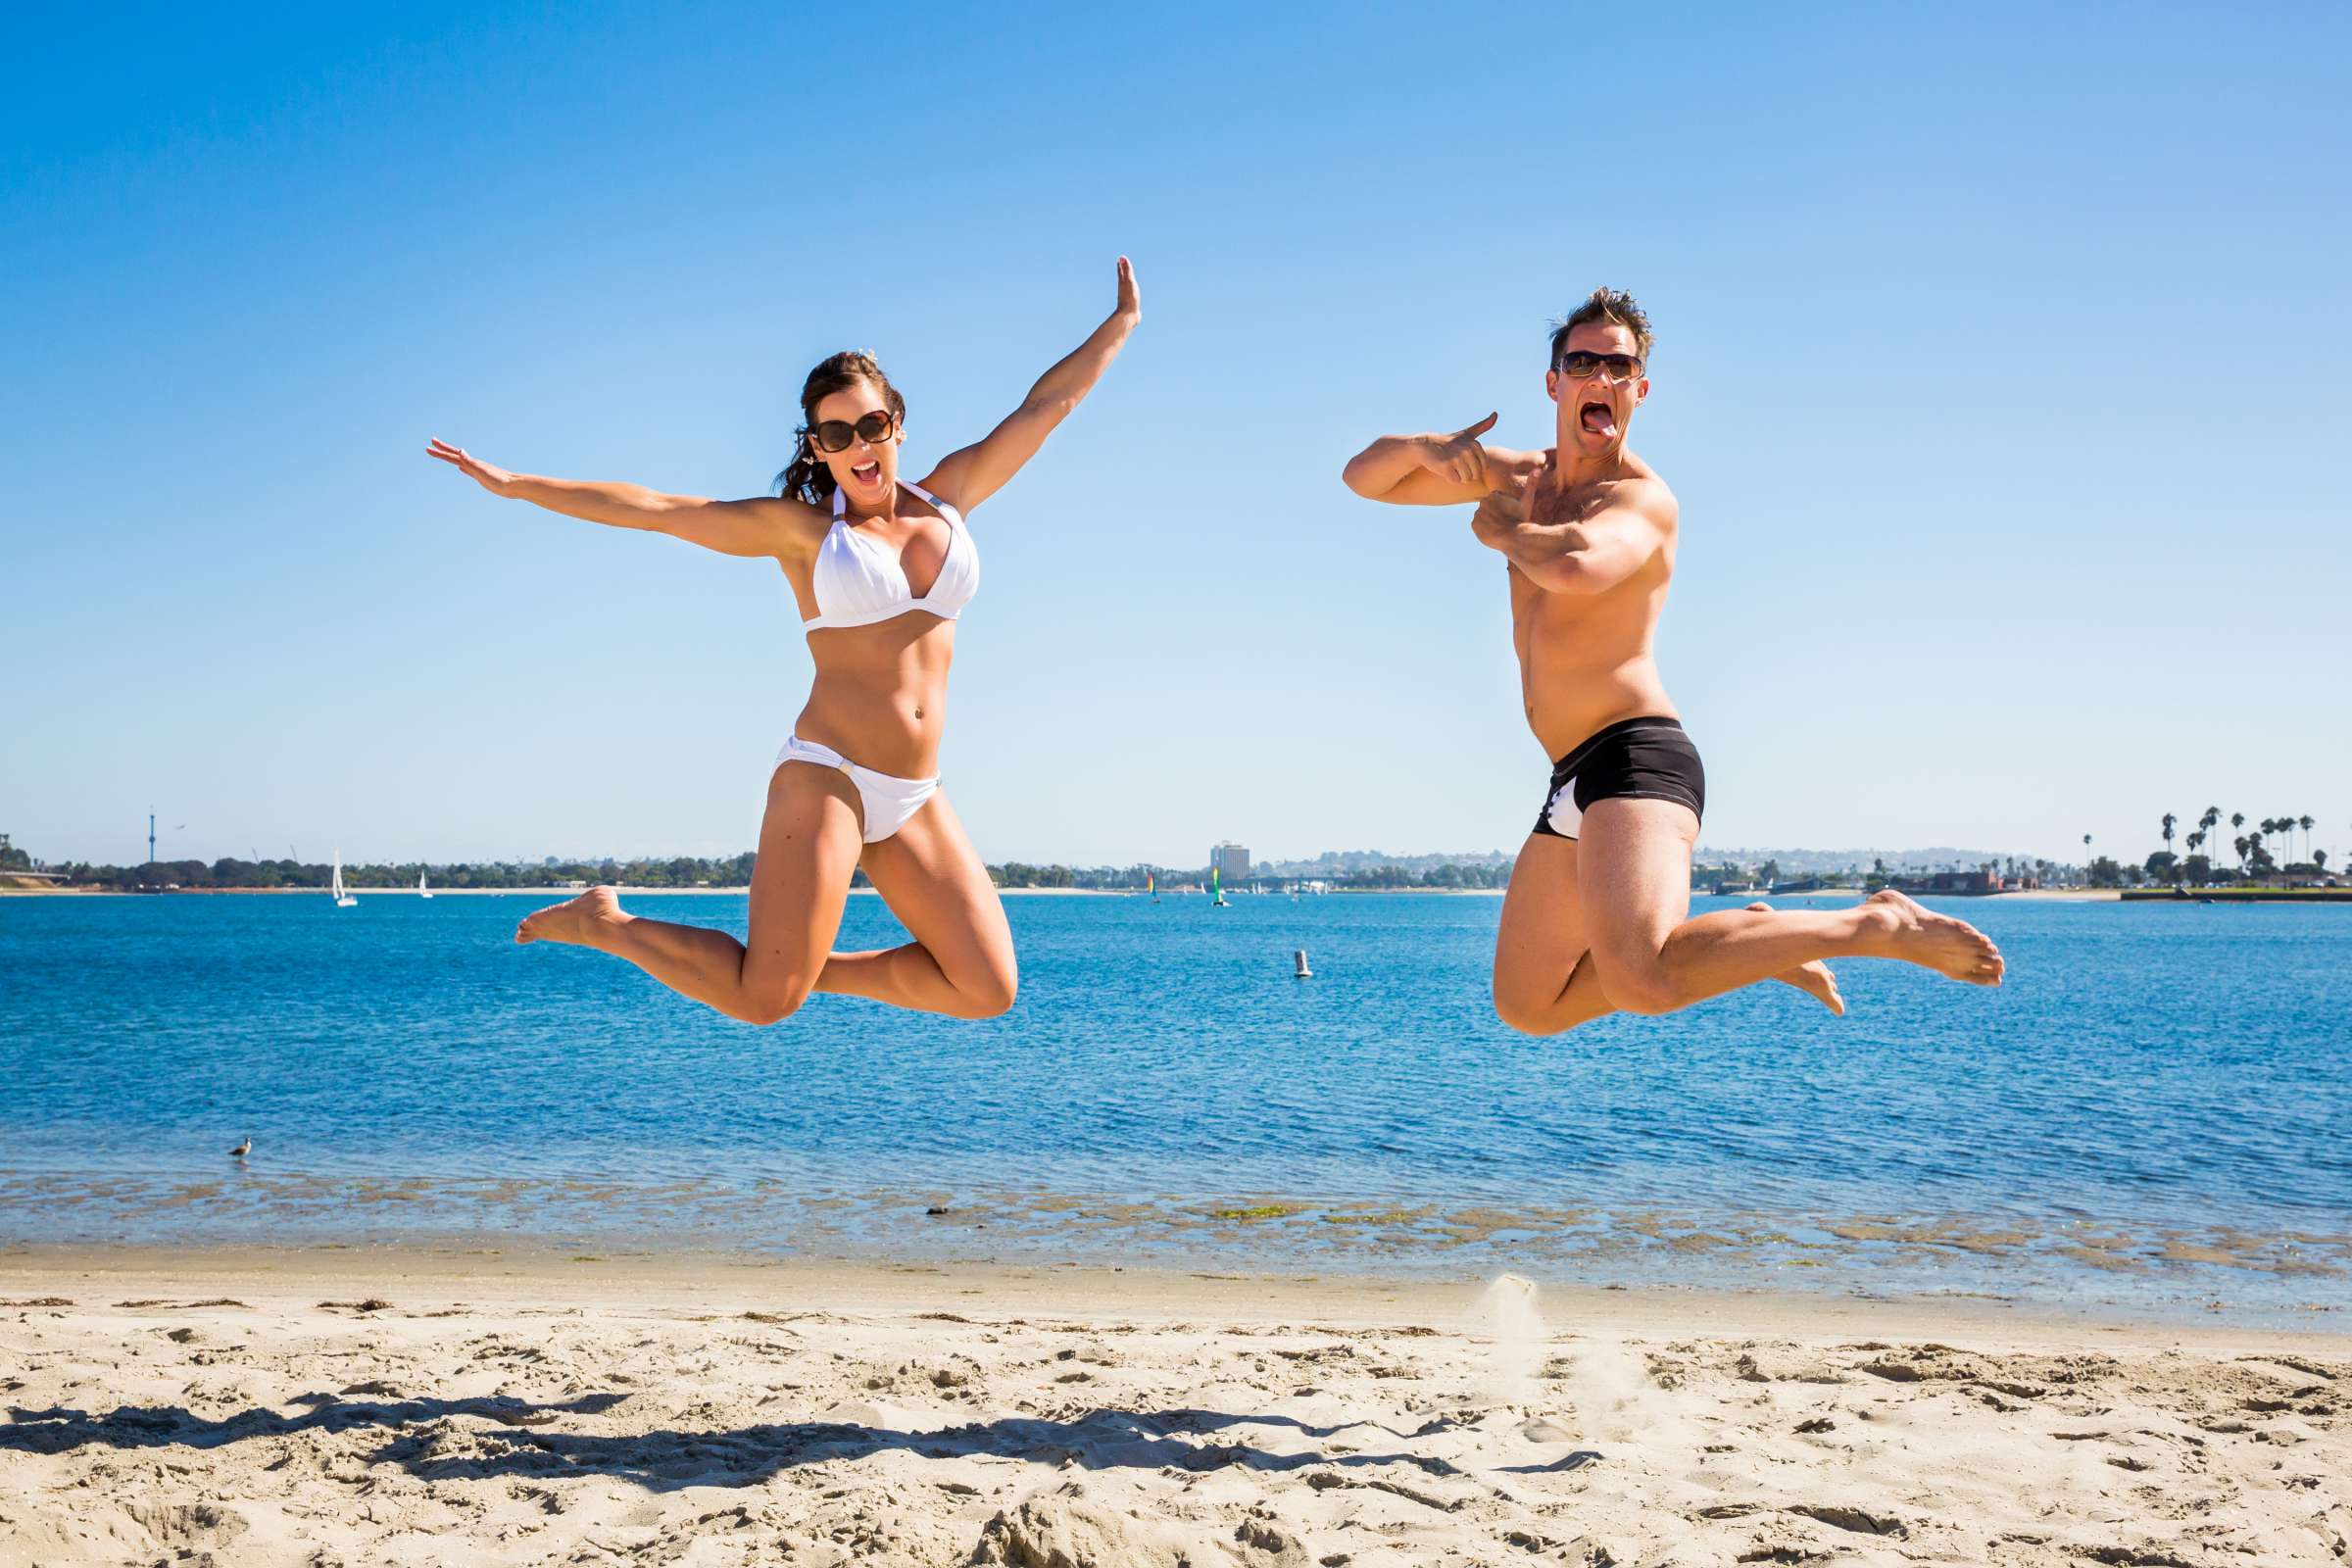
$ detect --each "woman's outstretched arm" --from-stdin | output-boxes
[919,257,1141,514]
[425,439,814,558]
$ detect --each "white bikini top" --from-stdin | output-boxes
[802,478,980,635]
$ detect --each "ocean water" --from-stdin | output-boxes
[2,891,2346,1323]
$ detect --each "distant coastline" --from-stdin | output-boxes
[1,883,2142,901]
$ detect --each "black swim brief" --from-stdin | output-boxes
[1532,716,1706,840]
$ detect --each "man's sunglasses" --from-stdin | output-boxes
[809,410,899,453]
[1555,351,1644,381]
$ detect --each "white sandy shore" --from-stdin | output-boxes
[2,1248,2345,1566]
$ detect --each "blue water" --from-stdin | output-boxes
[3,892,2346,1322]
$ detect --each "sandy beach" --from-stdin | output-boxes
[2,1248,2344,1566]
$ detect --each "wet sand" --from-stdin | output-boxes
[3,1247,2346,1565]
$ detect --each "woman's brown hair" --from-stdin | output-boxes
[775,350,908,504]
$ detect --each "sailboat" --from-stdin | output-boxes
[1210,865,1228,907]
[330,853,357,908]
[417,869,433,900]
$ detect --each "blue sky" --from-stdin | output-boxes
[6,2,2346,871]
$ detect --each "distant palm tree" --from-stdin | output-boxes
[2233,834,2250,870]
[2082,833,2092,886]
[2300,814,2316,865]
[2162,812,2178,865]
[2201,807,2221,848]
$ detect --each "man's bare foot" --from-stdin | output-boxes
[1747,902,1846,1015]
[1858,889,2004,985]
[515,886,631,949]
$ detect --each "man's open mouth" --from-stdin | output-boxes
[1579,401,1617,437]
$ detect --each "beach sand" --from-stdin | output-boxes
[2,1248,2345,1566]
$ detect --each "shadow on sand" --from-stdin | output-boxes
[3,1394,1484,1493]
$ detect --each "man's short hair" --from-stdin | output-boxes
[1549,287,1654,366]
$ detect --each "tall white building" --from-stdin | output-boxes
[1211,842,1250,883]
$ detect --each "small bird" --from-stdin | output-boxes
[228,1137,251,1160]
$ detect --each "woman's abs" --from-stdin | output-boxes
[793,623,955,778]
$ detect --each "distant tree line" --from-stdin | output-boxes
[1334,861,1509,889]
[17,844,1512,893]
[2120,807,2335,889]
[33,853,762,892]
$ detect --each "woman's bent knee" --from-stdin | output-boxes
[956,967,1017,1019]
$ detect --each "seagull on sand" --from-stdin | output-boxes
[228,1137,251,1160]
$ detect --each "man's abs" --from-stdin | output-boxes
[1509,564,1677,759]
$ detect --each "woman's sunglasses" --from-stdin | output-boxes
[1555,352,1643,381]
[809,410,898,453]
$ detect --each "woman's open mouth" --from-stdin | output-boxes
[1579,401,1618,437]
[852,461,882,486]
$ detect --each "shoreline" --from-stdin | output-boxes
[0,885,2162,900]
[4,1245,2343,1566]
[0,885,1125,898]
[5,1241,2348,1346]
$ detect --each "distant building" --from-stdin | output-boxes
[1894,869,2001,896]
[1211,842,1250,883]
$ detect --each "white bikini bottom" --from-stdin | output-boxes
[774,735,939,844]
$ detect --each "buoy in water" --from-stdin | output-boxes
[1294,949,1312,979]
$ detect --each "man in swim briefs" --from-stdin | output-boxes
[1342,288,2002,1032]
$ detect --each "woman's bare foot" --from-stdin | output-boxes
[1780,960,1847,1013]
[1747,903,1846,1015]
[515,885,631,948]
[1858,889,2004,985]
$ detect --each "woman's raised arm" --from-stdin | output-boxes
[426,439,815,559]
[918,257,1141,514]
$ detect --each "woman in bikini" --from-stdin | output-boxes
[426,258,1141,1023]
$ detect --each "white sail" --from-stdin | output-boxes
[331,853,356,907]
[417,870,432,900]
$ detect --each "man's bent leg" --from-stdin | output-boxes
[1579,799,2004,1016]
[1493,833,1618,1034]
